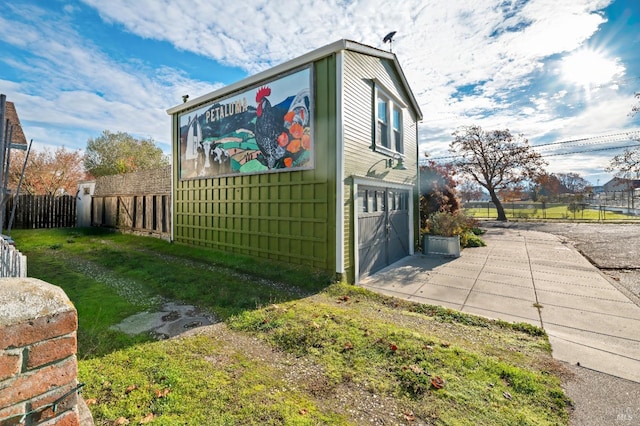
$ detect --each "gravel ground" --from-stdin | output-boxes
[482,221,640,304]
[482,221,640,425]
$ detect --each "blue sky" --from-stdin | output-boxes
[1,0,639,184]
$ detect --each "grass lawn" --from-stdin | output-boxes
[12,228,571,425]
[465,205,634,220]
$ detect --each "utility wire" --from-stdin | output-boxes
[425,130,640,161]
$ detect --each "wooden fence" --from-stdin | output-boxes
[0,236,26,277]
[3,194,76,230]
[91,194,171,239]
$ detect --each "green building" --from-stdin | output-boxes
[167,39,423,283]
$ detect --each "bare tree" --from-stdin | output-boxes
[450,125,547,221]
[631,92,639,117]
[606,147,640,179]
[556,172,590,194]
[458,179,483,203]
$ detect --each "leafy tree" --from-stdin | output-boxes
[419,160,460,231]
[450,125,546,221]
[9,146,86,195]
[497,185,525,202]
[532,173,563,200]
[85,130,169,177]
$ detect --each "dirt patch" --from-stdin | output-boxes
[110,302,216,339]
[180,322,431,425]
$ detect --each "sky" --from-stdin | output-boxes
[1,0,639,185]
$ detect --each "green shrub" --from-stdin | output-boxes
[471,227,485,236]
[460,231,486,248]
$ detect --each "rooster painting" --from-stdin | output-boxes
[255,86,286,169]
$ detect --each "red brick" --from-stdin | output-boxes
[0,353,21,381]
[0,357,76,407]
[0,311,77,349]
[38,409,79,426]
[28,382,77,423]
[27,335,76,370]
[0,402,26,426]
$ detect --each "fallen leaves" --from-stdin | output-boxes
[409,364,424,375]
[154,388,171,398]
[125,384,138,394]
[140,413,155,424]
[430,376,445,389]
[113,417,129,425]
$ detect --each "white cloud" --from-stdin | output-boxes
[0,5,220,150]
[2,0,635,184]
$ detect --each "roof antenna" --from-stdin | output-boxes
[383,31,397,52]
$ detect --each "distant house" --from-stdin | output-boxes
[602,177,640,192]
[167,39,423,283]
[4,101,28,146]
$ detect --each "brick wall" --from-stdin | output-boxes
[0,278,80,426]
[93,166,171,196]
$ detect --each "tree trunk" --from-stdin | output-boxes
[489,189,507,221]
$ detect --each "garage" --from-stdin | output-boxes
[168,39,422,283]
[357,186,410,278]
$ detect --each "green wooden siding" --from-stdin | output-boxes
[341,50,420,282]
[172,57,337,273]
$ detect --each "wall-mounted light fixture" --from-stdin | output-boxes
[389,153,407,170]
[367,153,407,175]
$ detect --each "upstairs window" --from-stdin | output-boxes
[374,84,404,155]
[392,107,402,153]
[377,95,390,149]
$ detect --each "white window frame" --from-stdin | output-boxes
[373,82,405,157]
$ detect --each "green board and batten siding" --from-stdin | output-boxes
[172,56,338,273]
[341,50,420,282]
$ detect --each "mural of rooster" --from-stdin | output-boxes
[255,86,286,169]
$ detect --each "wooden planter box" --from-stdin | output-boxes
[422,235,461,258]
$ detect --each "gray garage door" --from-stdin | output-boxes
[358,187,410,278]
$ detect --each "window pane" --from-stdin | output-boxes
[377,191,385,211]
[377,98,387,122]
[379,123,389,148]
[393,108,402,152]
[359,188,367,213]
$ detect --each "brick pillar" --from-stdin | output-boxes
[0,278,80,426]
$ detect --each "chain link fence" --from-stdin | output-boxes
[464,193,640,221]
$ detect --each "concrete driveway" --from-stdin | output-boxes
[360,226,640,383]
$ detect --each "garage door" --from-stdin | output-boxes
[358,187,410,278]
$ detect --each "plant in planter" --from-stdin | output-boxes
[422,211,485,256]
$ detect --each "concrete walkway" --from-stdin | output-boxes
[360,227,640,383]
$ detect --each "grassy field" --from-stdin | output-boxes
[465,204,634,220]
[12,228,571,425]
